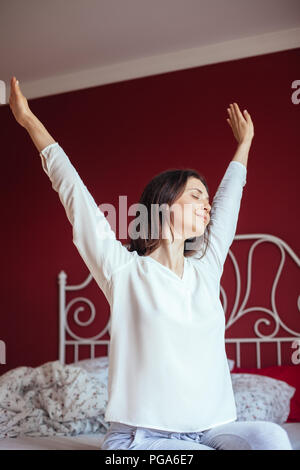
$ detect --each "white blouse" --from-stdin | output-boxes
[39,142,247,433]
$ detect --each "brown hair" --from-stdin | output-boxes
[126,168,211,260]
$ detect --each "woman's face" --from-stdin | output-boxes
[169,177,211,240]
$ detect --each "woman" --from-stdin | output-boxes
[8,77,292,450]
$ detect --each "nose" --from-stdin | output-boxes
[198,202,210,214]
[205,203,211,214]
[199,203,210,221]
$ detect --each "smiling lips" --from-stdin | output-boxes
[195,213,208,223]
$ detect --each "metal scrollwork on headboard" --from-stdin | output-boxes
[58,271,111,364]
[222,234,300,368]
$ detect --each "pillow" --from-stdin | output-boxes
[70,356,109,385]
[231,365,300,422]
[231,373,296,424]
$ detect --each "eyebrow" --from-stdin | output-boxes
[188,188,210,200]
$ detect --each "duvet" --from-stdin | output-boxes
[0,361,109,438]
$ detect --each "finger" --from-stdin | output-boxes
[229,103,238,127]
[243,109,252,122]
[233,102,245,121]
[13,79,20,94]
[227,118,238,140]
[231,102,240,125]
[227,107,234,124]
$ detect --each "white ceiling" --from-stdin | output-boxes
[1,0,300,101]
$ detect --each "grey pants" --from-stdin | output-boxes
[100,420,293,450]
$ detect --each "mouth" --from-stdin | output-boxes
[195,213,207,223]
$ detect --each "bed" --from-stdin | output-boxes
[0,233,299,450]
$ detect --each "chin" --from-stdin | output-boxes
[187,228,205,239]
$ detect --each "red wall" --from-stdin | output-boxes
[1,48,299,374]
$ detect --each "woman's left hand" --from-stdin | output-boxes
[226,102,254,145]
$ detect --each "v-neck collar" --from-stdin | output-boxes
[143,255,187,282]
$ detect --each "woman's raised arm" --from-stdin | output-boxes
[8,76,134,303]
[9,76,56,152]
[196,102,254,280]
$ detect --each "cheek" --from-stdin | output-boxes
[171,202,196,228]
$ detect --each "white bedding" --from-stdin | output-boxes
[0,357,299,450]
[0,360,109,439]
[281,423,300,451]
[0,424,299,450]
[0,432,105,450]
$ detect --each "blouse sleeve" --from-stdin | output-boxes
[195,160,247,280]
[39,142,134,302]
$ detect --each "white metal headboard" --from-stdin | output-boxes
[58,233,300,368]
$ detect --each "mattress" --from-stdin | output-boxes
[0,432,105,450]
[0,423,299,450]
[281,423,300,451]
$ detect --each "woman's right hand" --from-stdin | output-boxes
[9,76,32,128]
